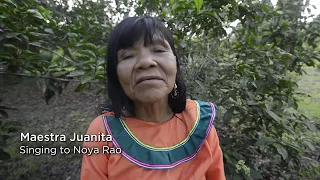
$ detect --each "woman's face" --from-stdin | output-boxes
[116,36,177,104]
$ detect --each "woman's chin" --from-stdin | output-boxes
[133,91,168,104]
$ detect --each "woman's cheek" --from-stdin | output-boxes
[117,63,133,86]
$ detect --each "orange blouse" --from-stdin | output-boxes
[81,99,225,180]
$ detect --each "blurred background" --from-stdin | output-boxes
[0,0,319,179]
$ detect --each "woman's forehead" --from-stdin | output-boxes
[119,35,168,51]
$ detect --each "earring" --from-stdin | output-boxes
[171,83,179,99]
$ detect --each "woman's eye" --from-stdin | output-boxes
[122,55,134,60]
[153,49,165,53]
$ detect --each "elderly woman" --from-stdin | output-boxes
[81,16,225,180]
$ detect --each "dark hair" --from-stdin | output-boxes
[106,16,186,118]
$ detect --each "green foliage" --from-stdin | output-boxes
[0,0,109,102]
[0,98,20,161]
[193,0,203,13]
[1,0,320,179]
[177,0,320,178]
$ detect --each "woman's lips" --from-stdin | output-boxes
[136,76,164,85]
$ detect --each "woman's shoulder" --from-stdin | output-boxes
[183,99,217,127]
[86,111,114,134]
[181,99,216,124]
[185,99,216,110]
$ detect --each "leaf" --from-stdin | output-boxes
[44,28,54,34]
[180,40,187,48]
[283,141,302,152]
[97,59,105,66]
[38,5,46,13]
[195,80,205,90]
[29,42,43,48]
[223,106,234,123]
[264,109,282,124]
[77,50,96,58]
[304,141,315,151]
[98,46,107,56]
[233,174,242,180]
[3,121,21,132]
[215,108,223,121]
[239,77,247,87]
[251,169,263,179]
[273,143,288,160]
[194,0,203,12]
[81,74,93,84]
[3,44,18,52]
[220,96,229,104]
[135,7,144,15]
[5,33,20,39]
[251,81,257,88]
[0,110,8,118]
[52,71,67,77]
[96,87,104,94]
[39,51,52,61]
[276,10,284,15]
[20,35,29,42]
[228,151,244,160]
[255,137,276,146]
[0,149,11,160]
[2,0,16,7]
[223,152,229,161]
[51,49,64,62]
[43,10,51,19]
[204,12,214,17]
[76,43,97,52]
[67,70,85,77]
[75,83,86,92]
[0,55,12,60]
[213,12,223,24]
[63,67,75,72]
[246,91,255,100]
[260,4,269,13]
[27,9,44,20]
[169,0,174,6]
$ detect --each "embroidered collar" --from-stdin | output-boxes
[103,100,216,170]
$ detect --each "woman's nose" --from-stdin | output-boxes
[135,50,157,70]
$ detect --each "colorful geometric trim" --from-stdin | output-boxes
[118,101,200,151]
[102,100,216,170]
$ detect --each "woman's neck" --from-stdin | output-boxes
[133,98,174,123]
